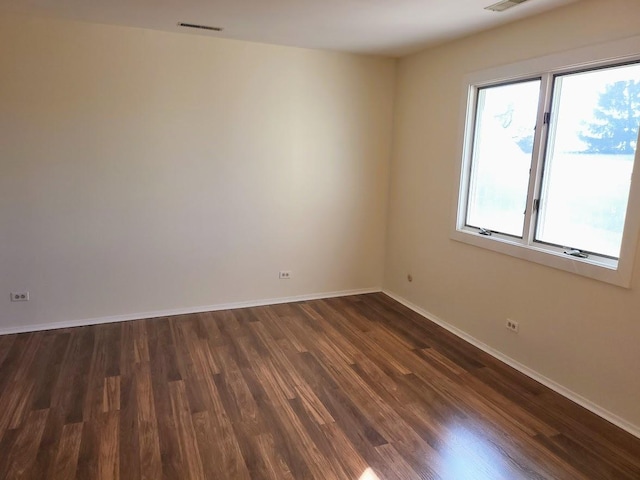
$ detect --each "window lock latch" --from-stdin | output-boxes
[533,199,540,213]
[479,228,492,236]
[564,248,589,259]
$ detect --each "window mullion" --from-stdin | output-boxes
[522,73,553,245]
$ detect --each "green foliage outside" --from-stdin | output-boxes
[579,80,640,154]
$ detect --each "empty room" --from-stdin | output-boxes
[1,0,640,478]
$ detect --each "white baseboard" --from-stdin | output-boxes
[382,289,640,440]
[5,286,638,439]
[0,287,381,336]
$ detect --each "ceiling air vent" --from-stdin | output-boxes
[484,0,531,12]
[178,22,223,32]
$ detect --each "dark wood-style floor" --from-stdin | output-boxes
[0,293,638,479]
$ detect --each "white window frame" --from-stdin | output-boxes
[451,36,640,288]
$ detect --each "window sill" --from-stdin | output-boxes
[450,227,631,288]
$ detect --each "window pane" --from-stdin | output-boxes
[536,63,640,258]
[467,80,540,237]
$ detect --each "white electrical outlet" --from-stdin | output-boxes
[10,292,29,302]
[279,271,292,279]
[506,319,519,333]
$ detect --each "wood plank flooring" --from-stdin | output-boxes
[0,293,638,479]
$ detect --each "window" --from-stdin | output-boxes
[453,38,640,287]
[466,79,540,238]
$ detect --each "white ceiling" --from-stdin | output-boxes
[0,0,577,56]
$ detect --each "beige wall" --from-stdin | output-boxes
[385,0,640,430]
[2,0,640,435]
[0,13,395,330]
